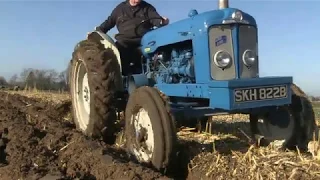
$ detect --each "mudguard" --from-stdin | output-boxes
[127,74,149,94]
[86,31,122,72]
[84,30,124,91]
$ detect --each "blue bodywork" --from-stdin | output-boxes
[128,8,292,116]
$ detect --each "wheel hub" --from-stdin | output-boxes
[131,108,154,162]
[83,87,89,102]
[268,109,291,128]
[82,73,90,113]
[257,109,295,142]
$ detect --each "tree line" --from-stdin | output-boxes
[1,68,320,101]
[310,96,320,102]
[0,67,70,91]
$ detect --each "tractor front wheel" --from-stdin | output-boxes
[250,107,297,148]
[124,86,177,171]
[250,83,317,150]
[69,39,122,144]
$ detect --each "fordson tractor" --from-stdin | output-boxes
[68,0,316,171]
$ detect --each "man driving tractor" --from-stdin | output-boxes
[93,0,169,75]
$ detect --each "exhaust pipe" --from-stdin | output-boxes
[218,0,229,9]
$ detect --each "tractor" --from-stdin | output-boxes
[68,0,317,171]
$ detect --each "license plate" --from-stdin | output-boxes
[234,85,288,103]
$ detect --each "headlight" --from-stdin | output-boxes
[213,50,232,68]
[232,11,243,21]
[242,49,256,66]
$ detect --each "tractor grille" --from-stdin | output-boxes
[208,25,236,80]
[238,25,259,78]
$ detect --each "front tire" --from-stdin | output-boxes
[250,83,317,150]
[70,39,122,144]
[124,86,177,170]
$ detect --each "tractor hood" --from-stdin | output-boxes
[140,8,256,55]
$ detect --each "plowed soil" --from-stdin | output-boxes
[1,91,320,180]
[0,92,171,180]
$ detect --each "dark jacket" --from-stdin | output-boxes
[97,0,163,44]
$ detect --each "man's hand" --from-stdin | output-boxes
[161,16,169,25]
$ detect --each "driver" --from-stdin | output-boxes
[94,0,169,75]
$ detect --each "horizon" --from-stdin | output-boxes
[0,0,319,96]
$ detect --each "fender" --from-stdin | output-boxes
[127,74,149,94]
[74,30,124,91]
[86,31,122,72]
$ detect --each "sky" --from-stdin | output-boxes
[0,0,319,96]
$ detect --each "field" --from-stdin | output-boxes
[313,101,320,120]
[1,90,320,180]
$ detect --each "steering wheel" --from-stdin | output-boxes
[134,17,165,37]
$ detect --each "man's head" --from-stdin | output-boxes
[129,0,142,6]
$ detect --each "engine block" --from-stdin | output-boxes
[151,47,195,84]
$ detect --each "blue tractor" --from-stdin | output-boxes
[68,0,316,171]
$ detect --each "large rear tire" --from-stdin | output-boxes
[250,83,317,150]
[124,86,177,171]
[70,39,122,144]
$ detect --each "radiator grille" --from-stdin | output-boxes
[209,25,236,80]
[238,25,259,78]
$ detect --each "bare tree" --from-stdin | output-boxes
[20,68,34,82]
[25,71,37,90]
[0,76,8,86]
[9,74,18,85]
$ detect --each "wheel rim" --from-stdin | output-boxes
[130,107,154,162]
[257,109,295,142]
[73,60,90,131]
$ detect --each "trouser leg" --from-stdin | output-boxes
[115,42,131,76]
[115,41,142,76]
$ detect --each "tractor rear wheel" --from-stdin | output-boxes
[250,83,317,150]
[69,39,122,144]
[124,86,177,171]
